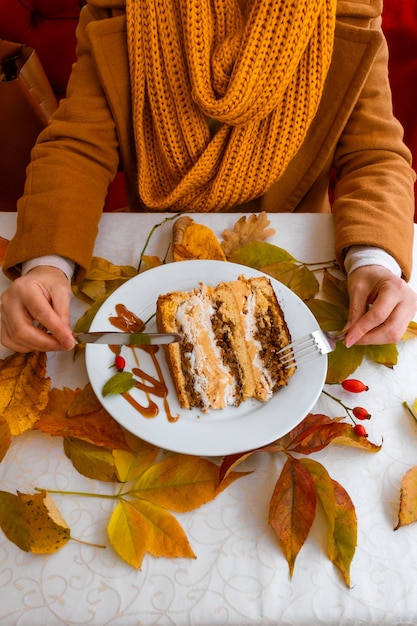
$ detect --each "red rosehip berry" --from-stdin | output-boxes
[353,407,371,420]
[354,424,368,437]
[115,355,126,372]
[341,379,369,393]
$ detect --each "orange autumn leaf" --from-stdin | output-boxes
[300,458,356,587]
[0,490,70,554]
[221,212,275,257]
[0,351,50,435]
[35,385,130,451]
[395,465,417,529]
[108,498,196,569]
[0,236,8,265]
[0,417,11,462]
[269,456,316,578]
[172,216,226,261]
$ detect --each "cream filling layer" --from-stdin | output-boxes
[175,287,237,410]
[243,291,274,401]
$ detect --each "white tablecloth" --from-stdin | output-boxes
[1,212,417,626]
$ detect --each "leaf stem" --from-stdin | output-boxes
[137,213,181,272]
[35,487,119,500]
[403,401,417,425]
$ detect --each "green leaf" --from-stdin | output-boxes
[320,270,349,310]
[300,459,357,587]
[307,299,347,331]
[229,241,296,269]
[365,343,398,368]
[261,261,319,301]
[326,342,365,383]
[102,372,136,396]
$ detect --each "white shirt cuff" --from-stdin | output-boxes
[344,245,402,278]
[22,255,75,282]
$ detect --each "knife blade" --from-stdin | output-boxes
[73,332,182,345]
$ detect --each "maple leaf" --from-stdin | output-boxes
[0,351,50,435]
[0,236,8,265]
[221,212,275,257]
[35,385,130,451]
[172,216,226,261]
[0,490,70,553]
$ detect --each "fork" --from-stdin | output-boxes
[278,330,344,368]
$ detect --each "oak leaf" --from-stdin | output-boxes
[269,456,316,578]
[0,351,50,435]
[0,490,70,553]
[172,216,226,261]
[300,458,357,587]
[221,212,275,256]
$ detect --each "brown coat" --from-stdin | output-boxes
[3,0,416,281]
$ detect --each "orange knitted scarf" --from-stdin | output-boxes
[126,0,337,212]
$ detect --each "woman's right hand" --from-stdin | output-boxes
[0,266,76,353]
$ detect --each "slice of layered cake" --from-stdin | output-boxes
[156,275,295,412]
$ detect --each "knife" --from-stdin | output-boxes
[73,331,182,345]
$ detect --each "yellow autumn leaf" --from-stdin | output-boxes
[130,454,228,512]
[301,458,357,587]
[0,351,50,435]
[172,216,226,261]
[395,466,417,529]
[141,255,163,270]
[108,498,196,569]
[221,212,275,257]
[63,438,119,482]
[403,320,417,340]
[113,440,160,483]
[0,490,70,554]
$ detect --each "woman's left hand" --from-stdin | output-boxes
[344,265,417,346]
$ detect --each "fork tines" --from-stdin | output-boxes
[278,330,334,368]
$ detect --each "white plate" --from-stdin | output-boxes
[86,260,327,456]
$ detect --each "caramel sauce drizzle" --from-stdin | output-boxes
[108,304,179,422]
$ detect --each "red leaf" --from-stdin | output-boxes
[269,456,316,577]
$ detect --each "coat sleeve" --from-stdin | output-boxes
[3,5,122,282]
[331,14,416,281]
